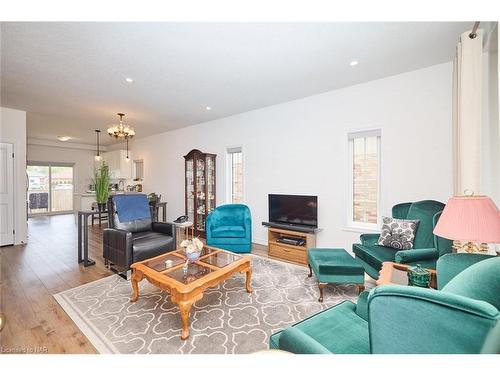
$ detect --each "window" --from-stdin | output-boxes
[348,130,381,229]
[226,147,243,203]
[27,163,74,215]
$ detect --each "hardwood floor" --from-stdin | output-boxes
[0,214,268,354]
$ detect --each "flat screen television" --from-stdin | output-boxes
[268,194,318,228]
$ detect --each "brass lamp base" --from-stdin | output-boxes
[453,240,489,254]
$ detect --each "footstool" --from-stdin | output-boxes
[307,248,365,302]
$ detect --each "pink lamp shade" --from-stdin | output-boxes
[433,195,500,243]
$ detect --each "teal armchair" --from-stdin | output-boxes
[353,200,453,279]
[270,253,499,354]
[206,204,252,253]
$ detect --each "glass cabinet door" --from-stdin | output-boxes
[186,158,195,222]
[185,149,216,237]
[206,155,216,214]
[195,156,206,232]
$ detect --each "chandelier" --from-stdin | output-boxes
[107,113,135,139]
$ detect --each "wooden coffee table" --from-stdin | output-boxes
[377,262,437,289]
[130,247,252,340]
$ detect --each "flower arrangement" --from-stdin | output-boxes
[180,237,204,262]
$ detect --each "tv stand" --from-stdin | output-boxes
[262,221,317,233]
[266,226,316,266]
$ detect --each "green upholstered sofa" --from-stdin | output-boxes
[269,253,499,354]
[352,200,453,279]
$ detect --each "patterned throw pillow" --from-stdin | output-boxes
[377,216,420,250]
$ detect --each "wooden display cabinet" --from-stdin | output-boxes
[184,149,216,237]
[267,227,316,266]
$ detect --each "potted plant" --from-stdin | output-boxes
[93,163,111,211]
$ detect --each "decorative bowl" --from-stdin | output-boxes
[407,264,431,288]
[186,249,202,263]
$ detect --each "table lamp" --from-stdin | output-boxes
[433,194,500,253]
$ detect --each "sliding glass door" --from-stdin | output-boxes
[27,163,74,216]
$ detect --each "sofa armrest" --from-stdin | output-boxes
[103,228,133,268]
[244,212,252,242]
[437,253,494,289]
[360,233,380,246]
[394,248,439,264]
[368,285,499,353]
[355,291,370,321]
[205,212,214,240]
[278,327,331,354]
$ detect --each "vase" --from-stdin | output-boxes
[185,249,202,263]
[97,202,106,212]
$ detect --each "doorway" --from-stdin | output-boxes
[0,142,15,246]
[27,162,74,216]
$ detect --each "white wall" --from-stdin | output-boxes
[27,142,98,194]
[131,62,454,250]
[0,107,27,244]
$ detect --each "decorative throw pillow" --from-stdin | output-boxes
[377,216,420,250]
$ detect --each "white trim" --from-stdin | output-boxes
[346,129,381,231]
[0,138,22,244]
[27,161,75,216]
[225,145,244,204]
[0,141,15,245]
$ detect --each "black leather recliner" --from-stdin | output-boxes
[103,194,176,271]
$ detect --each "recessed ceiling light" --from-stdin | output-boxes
[57,136,71,142]
[206,106,212,111]
[349,60,359,67]
[125,77,134,83]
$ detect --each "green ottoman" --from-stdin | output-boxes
[307,248,365,302]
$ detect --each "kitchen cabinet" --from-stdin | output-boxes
[102,150,133,179]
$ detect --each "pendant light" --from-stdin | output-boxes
[94,129,102,162]
[125,137,130,162]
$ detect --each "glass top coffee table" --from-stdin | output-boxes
[130,247,252,340]
[377,262,437,289]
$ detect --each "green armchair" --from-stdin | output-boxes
[206,204,252,253]
[353,200,453,279]
[270,253,499,354]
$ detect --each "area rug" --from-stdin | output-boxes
[54,255,362,354]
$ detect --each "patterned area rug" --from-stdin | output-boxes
[54,255,361,354]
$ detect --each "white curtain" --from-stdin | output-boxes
[453,29,483,195]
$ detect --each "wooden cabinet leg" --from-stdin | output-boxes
[318,282,327,302]
[245,267,253,293]
[308,264,313,277]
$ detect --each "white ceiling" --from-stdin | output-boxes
[1,22,475,145]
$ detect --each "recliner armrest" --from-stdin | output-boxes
[152,222,175,237]
[360,233,380,246]
[394,248,439,264]
[103,228,133,268]
[278,327,331,354]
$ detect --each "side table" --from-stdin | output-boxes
[377,262,437,289]
[174,221,194,247]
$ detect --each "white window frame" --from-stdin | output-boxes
[225,146,244,204]
[346,129,381,232]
